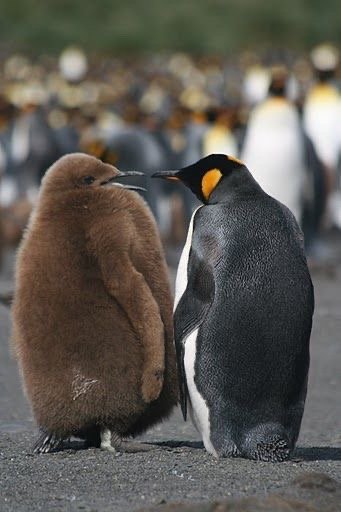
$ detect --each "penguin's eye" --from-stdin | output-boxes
[82,176,95,185]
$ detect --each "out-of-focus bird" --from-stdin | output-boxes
[241,66,311,225]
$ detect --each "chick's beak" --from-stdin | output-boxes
[108,183,147,192]
[101,170,146,191]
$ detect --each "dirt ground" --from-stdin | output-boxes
[0,261,340,511]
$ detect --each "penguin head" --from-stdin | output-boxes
[152,154,245,204]
[41,153,145,195]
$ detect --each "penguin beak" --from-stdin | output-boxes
[101,170,146,191]
[151,170,180,181]
[108,183,147,192]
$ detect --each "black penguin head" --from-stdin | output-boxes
[41,153,145,194]
[152,154,245,204]
[268,65,289,98]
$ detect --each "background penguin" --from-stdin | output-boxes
[303,44,341,229]
[202,107,238,158]
[11,153,178,454]
[240,65,326,253]
[153,153,314,462]
[241,66,310,226]
[303,44,340,175]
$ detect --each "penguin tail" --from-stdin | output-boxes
[33,428,64,454]
[252,437,291,462]
[241,423,292,462]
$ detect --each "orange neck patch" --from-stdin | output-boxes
[202,168,223,200]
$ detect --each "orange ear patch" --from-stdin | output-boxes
[227,155,244,166]
[202,168,223,200]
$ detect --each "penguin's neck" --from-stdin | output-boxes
[207,167,263,205]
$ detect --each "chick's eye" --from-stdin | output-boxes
[82,175,95,185]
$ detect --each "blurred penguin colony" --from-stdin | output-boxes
[0,44,340,264]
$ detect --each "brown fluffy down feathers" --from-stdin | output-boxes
[11,153,178,442]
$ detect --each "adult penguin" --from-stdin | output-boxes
[303,44,341,230]
[153,154,314,462]
[241,66,310,226]
[303,44,340,174]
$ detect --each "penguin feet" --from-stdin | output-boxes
[219,443,241,458]
[83,426,101,448]
[100,428,158,454]
[33,429,64,454]
[100,428,118,454]
[212,436,241,458]
[141,367,164,403]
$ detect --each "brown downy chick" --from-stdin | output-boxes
[0,208,4,267]
[12,153,178,454]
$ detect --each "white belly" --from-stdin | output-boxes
[174,206,217,456]
[241,102,307,224]
[184,329,217,456]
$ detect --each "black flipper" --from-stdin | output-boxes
[174,248,215,420]
[33,429,64,454]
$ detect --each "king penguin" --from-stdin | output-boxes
[303,44,341,230]
[241,66,309,226]
[303,44,340,173]
[12,153,178,454]
[153,154,314,462]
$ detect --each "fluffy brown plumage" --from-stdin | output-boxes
[12,153,178,453]
[0,209,4,268]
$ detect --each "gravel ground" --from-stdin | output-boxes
[0,264,340,511]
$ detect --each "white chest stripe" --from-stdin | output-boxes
[174,206,216,457]
[174,206,202,312]
[184,329,217,456]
